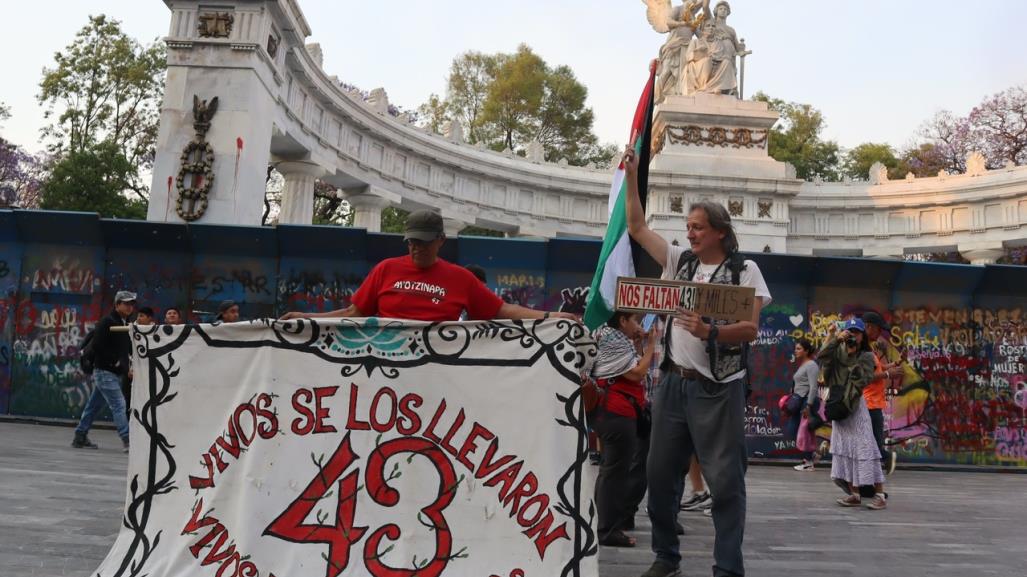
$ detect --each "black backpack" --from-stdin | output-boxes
[79,328,97,375]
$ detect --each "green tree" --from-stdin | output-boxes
[38,15,165,202]
[424,45,615,167]
[481,46,546,152]
[842,142,901,180]
[754,92,840,181]
[444,51,501,144]
[40,140,147,218]
[380,207,409,234]
[417,94,450,135]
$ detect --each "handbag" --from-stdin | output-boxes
[784,393,803,415]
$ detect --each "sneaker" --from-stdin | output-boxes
[793,461,814,471]
[865,493,887,510]
[702,507,712,517]
[122,439,130,454]
[836,494,861,507]
[681,491,712,511]
[71,433,98,449]
[640,561,681,577]
[886,451,897,475]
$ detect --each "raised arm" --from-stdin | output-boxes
[494,303,576,321]
[622,147,668,268]
[279,305,363,321]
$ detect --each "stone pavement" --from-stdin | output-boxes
[1,421,1025,577]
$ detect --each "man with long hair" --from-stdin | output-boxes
[622,148,770,577]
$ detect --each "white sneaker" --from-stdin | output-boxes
[702,507,712,517]
[681,491,712,511]
[793,461,814,471]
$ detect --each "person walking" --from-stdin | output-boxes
[820,318,887,510]
[861,311,901,475]
[790,338,820,471]
[590,312,656,548]
[71,290,136,452]
[623,147,772,577]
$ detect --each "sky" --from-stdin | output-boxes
[2,1,1025,155]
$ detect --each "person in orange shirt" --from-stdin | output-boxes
[862,311,902,476]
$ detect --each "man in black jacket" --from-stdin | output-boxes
[72,290,136,452]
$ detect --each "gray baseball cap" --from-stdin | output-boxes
[114,290,137,304]
[403,210,444,242]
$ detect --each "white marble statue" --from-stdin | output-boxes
[708,1,745,96]
[643,0,712,102]
[650,0,747,97]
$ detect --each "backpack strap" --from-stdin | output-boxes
[728,252,746,286]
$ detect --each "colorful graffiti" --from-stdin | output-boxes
[9,250,104,419]
[749,305,1027,468]
[0,213,1023,469]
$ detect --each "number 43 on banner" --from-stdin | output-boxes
[264,433,461,577]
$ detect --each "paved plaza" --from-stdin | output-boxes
[1,421,1025,577]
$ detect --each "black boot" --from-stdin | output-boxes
[71,432,98,449]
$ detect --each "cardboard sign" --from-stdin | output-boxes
[95,319,599,577]
[615,276,756,321]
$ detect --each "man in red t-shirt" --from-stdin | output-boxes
[281,210,576,323]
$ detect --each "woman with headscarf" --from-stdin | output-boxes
[820,318,887,509]
[590,311,656,547]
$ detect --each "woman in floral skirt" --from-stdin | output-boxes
[819,318,887,510]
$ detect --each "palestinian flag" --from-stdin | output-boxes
[583,66,657,331]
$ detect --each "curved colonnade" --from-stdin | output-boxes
[147,0,1027,264]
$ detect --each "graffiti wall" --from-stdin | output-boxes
[0,211,1023,469]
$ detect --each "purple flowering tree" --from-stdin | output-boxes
[0,104,43,208]
[967,86,1027,168]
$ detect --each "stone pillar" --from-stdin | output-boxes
[443,218,467,238]
[343,192,391,233]
[959,244,1006,265]
[276,161,325,225]
[148,3,283,225]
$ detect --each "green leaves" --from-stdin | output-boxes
[754,92,840,182]
[39,140,146,219]
[37,14,165,205]
[421,45,615,168]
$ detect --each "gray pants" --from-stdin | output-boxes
[647,371,747,577]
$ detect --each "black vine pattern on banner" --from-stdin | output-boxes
[109,324,181,577]
[106,319,598,577]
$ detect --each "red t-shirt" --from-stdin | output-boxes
[598,376,645,419]
[351,256,504,322]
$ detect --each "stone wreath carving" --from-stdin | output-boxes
[665,125,769,150]
[728,200,743,217]
[757,200,773,218]
[176,95,218,222]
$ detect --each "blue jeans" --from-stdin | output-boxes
[75,369,130,441]
[647,372,747,577]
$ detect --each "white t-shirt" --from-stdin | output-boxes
[661,244,772,383]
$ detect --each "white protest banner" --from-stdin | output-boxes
[615,276,756,321]
[95,318,598,577]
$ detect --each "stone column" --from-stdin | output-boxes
[343,192,391,233]
[276,161,325,225]
[443,218,468,238]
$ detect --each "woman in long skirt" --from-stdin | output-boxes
[820,318,887,510]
